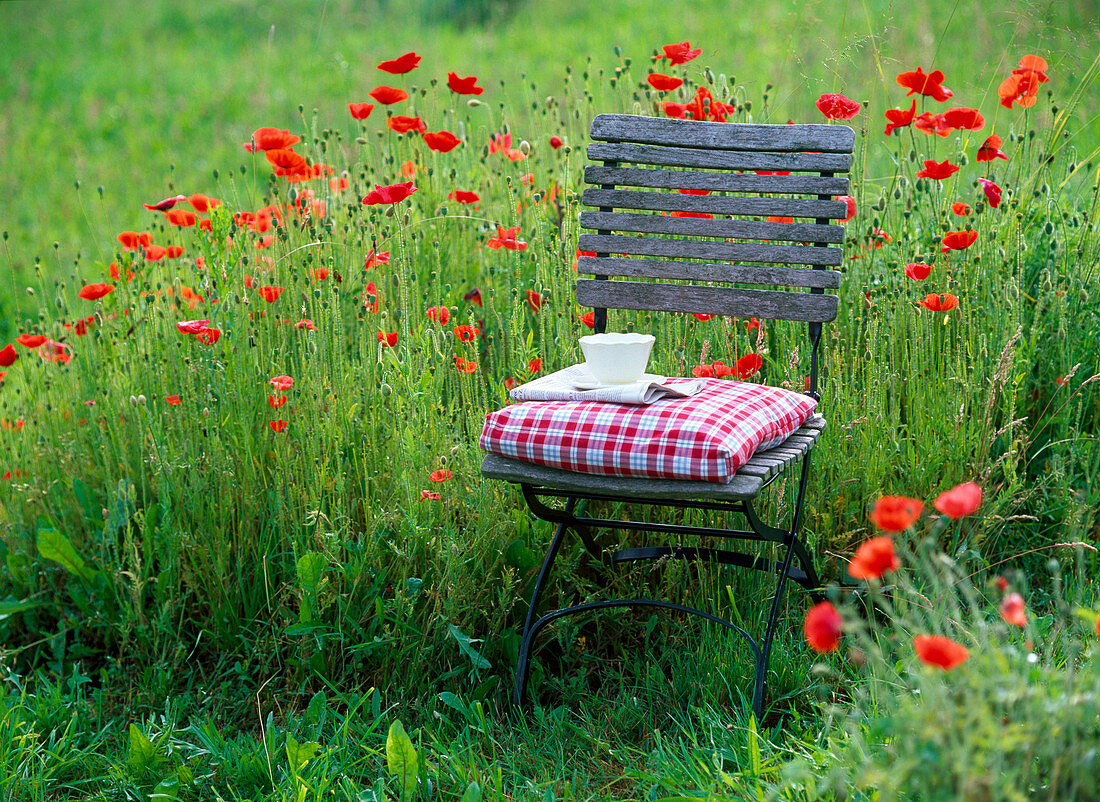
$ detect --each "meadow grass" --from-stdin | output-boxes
[0,0,1099,798]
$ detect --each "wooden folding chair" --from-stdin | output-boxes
[482,113,853,718]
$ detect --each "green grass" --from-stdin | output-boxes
[1,0,1100,798]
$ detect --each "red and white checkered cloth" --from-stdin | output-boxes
[480,378,819,483]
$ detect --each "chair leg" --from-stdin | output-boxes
[513,497,576,709]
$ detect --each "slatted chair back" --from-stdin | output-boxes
[577,114,854,392]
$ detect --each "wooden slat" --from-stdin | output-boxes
[582,188,847,220]
[577,234,843,267]
[588,142,851,173]
[576,256,841,289]
[579,211,843,243]
[576,279,839,322]
[590,114,855,153]
[585,166,850,196]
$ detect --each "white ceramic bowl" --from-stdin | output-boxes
[579,333,655,384]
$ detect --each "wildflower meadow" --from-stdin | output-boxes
[0,0,1098,799]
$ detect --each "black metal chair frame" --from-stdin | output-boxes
[483,114,853,720]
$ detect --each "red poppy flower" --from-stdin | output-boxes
[454,355,478,373]
[896,67,953,102]
[39,339,73,364]
[17,334,47,349]
[162,206,196,227]
[362,182,417,205]
[933,481,982,518]
[265,149,307,172]
[369,86,409,105]
[910,111,949,138]
[869,496,924,532]
[977,134,1009,162]
[736,353,762,379]
[176,319,211,335]
[423,130,461,152]
[745,318,761,333]
[579,311,595,329]
[166,245,184,259]
[691,364,715,378]
[883,100,917,135]
[269,375,294,391]
[647,73,684,92]
[453,324,481,342]
[998,56,1048,110]
[254,235,275,249]
[143,194,187,212]
[378,332,398,347]
[463,287,483,306]
[268,394,287,409]
[663,102,687,119]
[915,159,960,180]
[166,394,182,405]
[488,133,512,154]
[803,601,843,653]
[448,190,480,204]
[245,127,300,153]
[1000,593,1027,627]
[377,51,421,74]
[692,313,714,322]
[941,107,985,132]
[258,286,284,303]
[78,283,115,301]
[941,230,978,253]
[116,231,151,251]
[549,135,563,149]
[420,490,442,501]
[426,305,450,325]
[387,115,426,134]
[186,193,220,213]
[978,178,1002,209]
[905,262,931,280]
[830,195,856,223]
[486,225,527,251]
[526,289,542,312]
[295,319,317,331]
[348,102,375,120]
[446,72,484,95]
[918,293,959,312]
[951,202,971,216]
[815,93,860,120]
[914,635,969,670]
[429,469,453,483]
[196,327,221,345]
[849,535,901,579]
[269,420,289,433]
[0,345,16,367]
[527,358,542,374]
[661,41,701,65]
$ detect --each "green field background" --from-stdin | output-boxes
[2,0,1098,330]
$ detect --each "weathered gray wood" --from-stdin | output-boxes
[585,166,850,196]
[588,142,852,173]
[480,417,826,500]
[581,188,847,220]
[577,234,843,267]
[579,211,844,244]
[590,114,856,153]
[576,280,839,322]
[576,256,841,289]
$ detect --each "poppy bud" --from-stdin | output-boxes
[137,394,147,406]
[519,140,530,155]
[129,395,138,406]
[467,99,482,107]
[380,383,392,397]
[203,407,210,417]
[26,288,34,295]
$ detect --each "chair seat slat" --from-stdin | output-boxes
[588,142,851,173]
[584,165,850,196]
[579,210,844,243]
[576,256,841,289]
[590,114,855,153]
[576,279,839,323]
[577,234,842,267]
[582,188,847,219]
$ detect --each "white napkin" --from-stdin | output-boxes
[508,364,706,405]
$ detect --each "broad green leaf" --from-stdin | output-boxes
[296,552,326,596]
[286,735,322,772]
[447,623,491,671]
[458,782,482,802]
[127,724,158,774]
[37,527,97,585]
[150,777,180,800]
[385,720,418,800]
[0,597,43,616]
